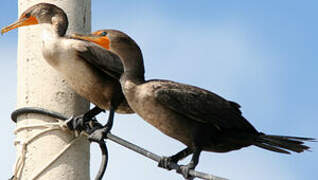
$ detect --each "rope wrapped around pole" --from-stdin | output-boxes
[11,107,107,180]
[11,107,228,180]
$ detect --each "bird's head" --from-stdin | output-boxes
[1,3,68,35]
[71,29,141,60]
[72,29,145,76]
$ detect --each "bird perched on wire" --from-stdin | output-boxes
[71,29,315,179]
[1,3,134,134]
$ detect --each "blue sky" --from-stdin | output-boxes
[1,1,317,180]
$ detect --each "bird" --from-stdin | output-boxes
[1,3,134,134]
[71,29,315,179]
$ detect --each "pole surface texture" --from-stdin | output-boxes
[16,0,91,179]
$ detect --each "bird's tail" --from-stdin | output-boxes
[254,133,315,154]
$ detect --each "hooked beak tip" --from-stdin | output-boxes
[70,33,83,39]
[1,29,8,35]
[1,16,38,35]
[70,33,78,37]
[71,33,95,40]
[1,21,20,35]
[1,27,9,35]
[70,32,110,50]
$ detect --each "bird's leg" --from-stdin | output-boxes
[177,146,201,179]
[158,147,193,170]
[66,106,104,131]
[88,105,115,143]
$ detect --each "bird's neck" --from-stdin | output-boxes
[41,24,60,41]
[41,13,68,38]
[119,47,146,87]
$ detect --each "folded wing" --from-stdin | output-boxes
[154,81,257,133]
[75,42,123,79]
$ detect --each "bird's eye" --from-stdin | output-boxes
[25,13,31,18]
[100,32,107,36]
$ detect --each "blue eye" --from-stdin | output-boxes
[100,32,107,36]
[24,13,31,18]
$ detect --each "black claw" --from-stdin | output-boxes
[66,106,105,132]
[66,115,102,134]
[158,156,174,170]
[177,164,195,179]
[66,114,88,131]
[65,116,75,130]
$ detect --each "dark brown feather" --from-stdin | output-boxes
[75,42,123,80]
[152,79,258,133]
[255,133,314,153]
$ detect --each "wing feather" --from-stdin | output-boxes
[154,81,257,132]
[74,41,123,79]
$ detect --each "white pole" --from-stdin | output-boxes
[16,0,91,179]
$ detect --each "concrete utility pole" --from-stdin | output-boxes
[15,0,91,179]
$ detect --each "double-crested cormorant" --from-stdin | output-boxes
[72,30,314,178]
[1,3,134,133]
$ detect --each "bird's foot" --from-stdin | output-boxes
[88,126,111,143]
[177,163,195,180]
[66,114,89,131]
[158,156,178,170]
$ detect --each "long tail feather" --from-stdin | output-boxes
[264,135,316,142]
[254,142,290,154]
[254,133,315,154]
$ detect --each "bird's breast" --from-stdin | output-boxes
[125,83,194,146]
[41,39,114,110]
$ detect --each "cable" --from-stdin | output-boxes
[11,107,108,180]
[96,141,108,180]
[11,107,228,180]
[11,107,67,122]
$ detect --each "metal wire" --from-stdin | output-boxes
[11,107,228,180]
[105,133,227,180]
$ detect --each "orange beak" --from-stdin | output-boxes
[1,16,38,35]
[71,33,110,50]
